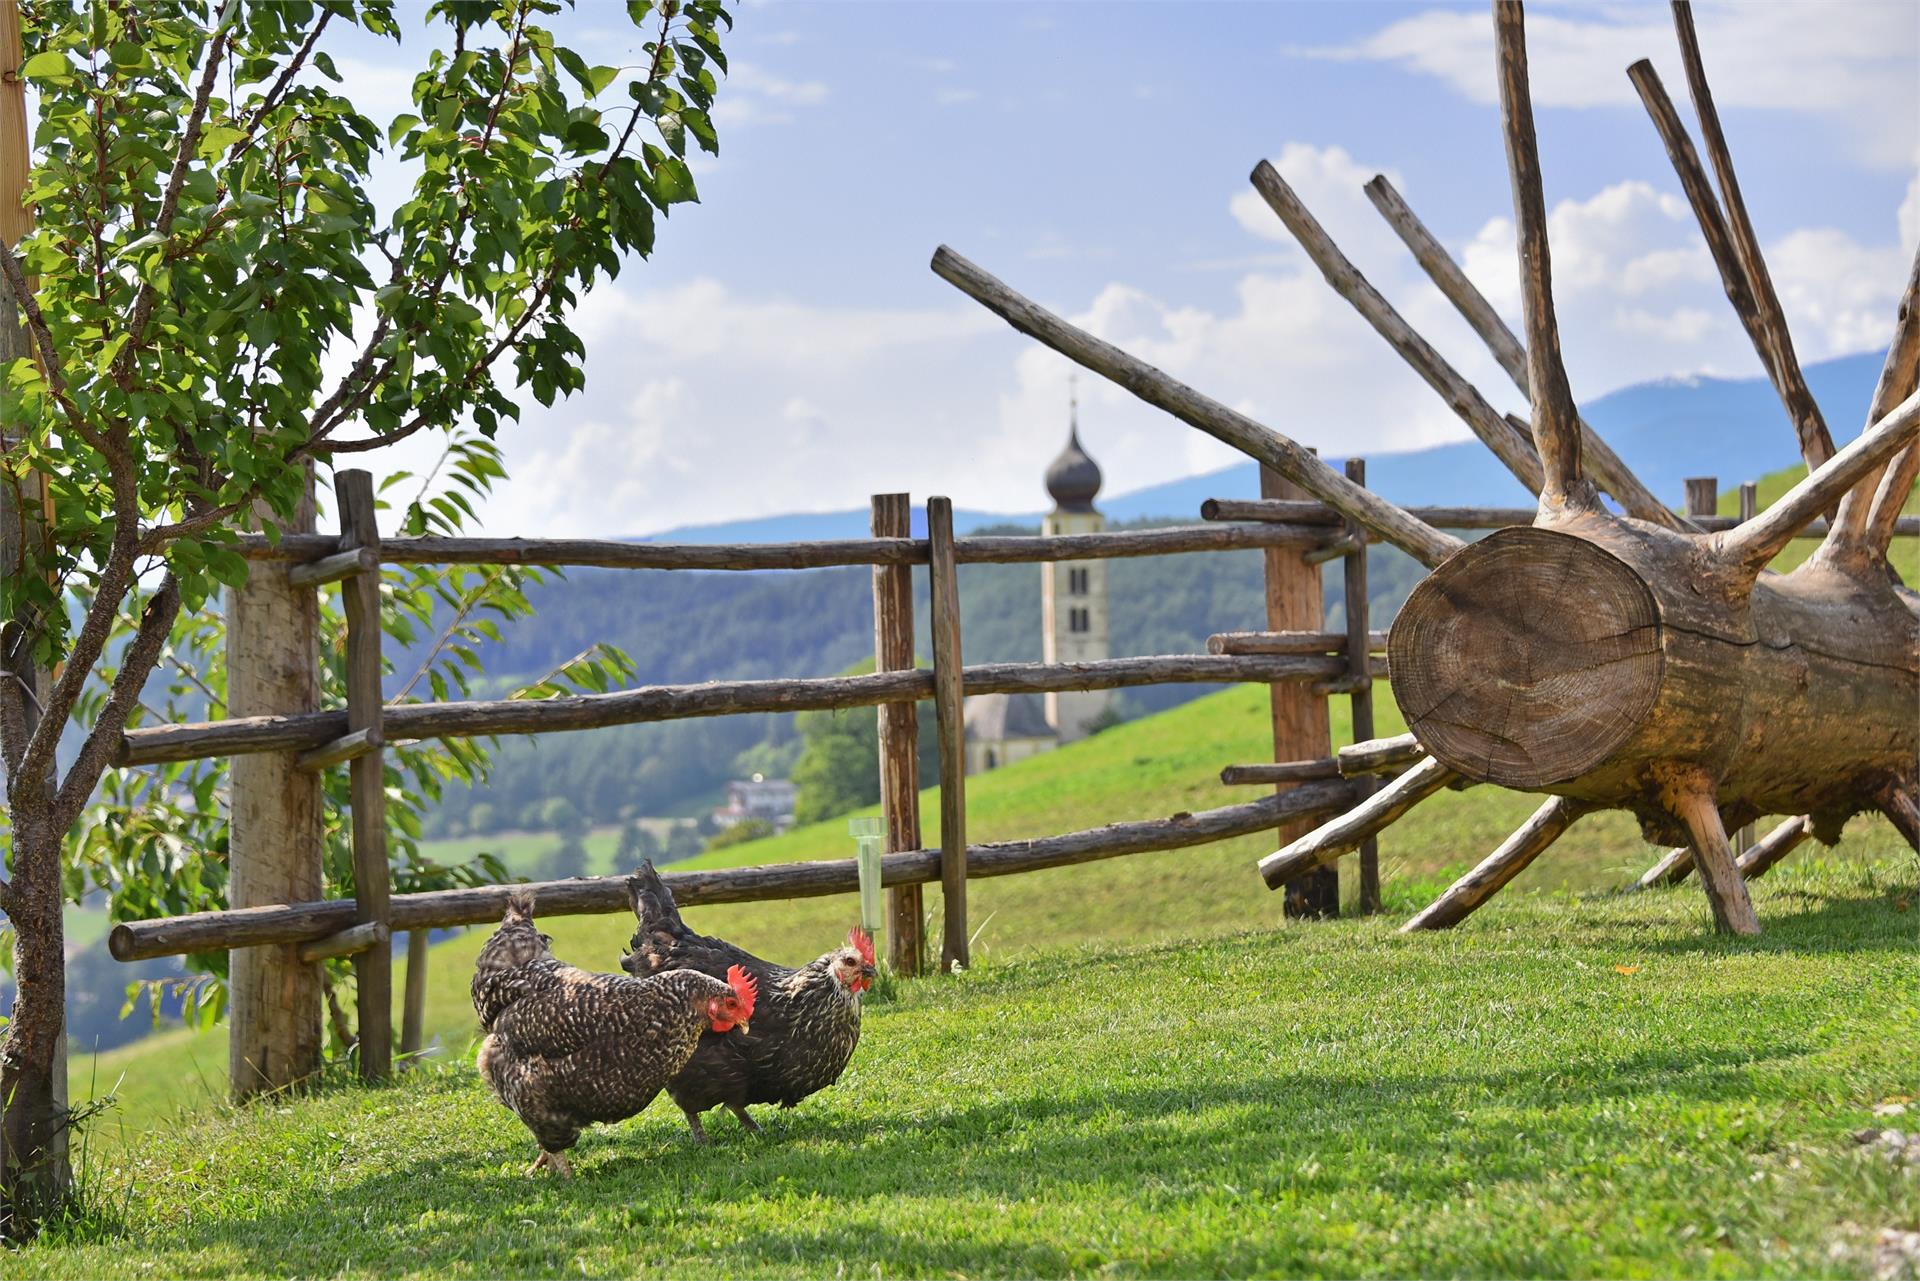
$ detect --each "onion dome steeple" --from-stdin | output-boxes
[1045,380,1102,512]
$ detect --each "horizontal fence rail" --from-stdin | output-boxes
[1199,497,1920,537]
[233,521,1334,571]
[118,653,1351,766]
[108,781,1360,961]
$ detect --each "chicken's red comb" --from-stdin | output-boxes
[725,964,758,1019]
[849,927,875,967]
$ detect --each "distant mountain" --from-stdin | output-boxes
[646,350,1883,542]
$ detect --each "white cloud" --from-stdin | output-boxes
[1298,2,1919,169]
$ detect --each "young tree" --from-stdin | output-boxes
[0,0,728,1237]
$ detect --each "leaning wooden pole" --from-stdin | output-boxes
[870,493,926,976]
[926,497,969,973]
[335,470,393,1079]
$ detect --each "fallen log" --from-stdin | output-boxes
[109,781,1359,961]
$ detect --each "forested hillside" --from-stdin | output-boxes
[414,522,1429,835]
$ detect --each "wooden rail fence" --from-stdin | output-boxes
[105,465,1858,1099]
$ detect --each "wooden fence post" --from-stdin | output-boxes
[1343,458,1380,914]
[335,470,392,1080]
[870,494,925,976]
[226,473,325,1099]
[926,496,969,971]
[1261,464,1336,917]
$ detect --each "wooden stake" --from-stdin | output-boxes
[1258,756,1460,889]
[335,470,392,1079]
[1263,464,1337,918]
[1343,458,1381,914]
[1669,0,1834,473]
[870,493,924,977]
[1494,0,1592,516]
[929,245,1464,568]
[225,474,324,1101]
[1662,768,1760,935]
[926,497,968,972]
[1401,796,1590,931]
[1361,175,1684,531]
[1243,162,1544,499]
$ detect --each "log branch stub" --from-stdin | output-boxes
[1362,173,1683,531]
[1401,796,1591,931]
[1735,814,1815,882]
[1663,769,1761,935]
[1257,756,1459,889]
[1494,1,1594,516]
[1391,528,1663,787]
[1243,161,1545,499]
[929,245,1464,568]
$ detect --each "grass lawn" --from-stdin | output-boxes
[19,855,1920,1278]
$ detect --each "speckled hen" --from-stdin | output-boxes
[622,861,875,1142]
[471,890,756,1176]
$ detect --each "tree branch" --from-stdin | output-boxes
[1493,1,1594,516]
[1362,174,1687,531]
[1669,0,1834,473]
[53,574,182,829]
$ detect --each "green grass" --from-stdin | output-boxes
[22,856,1920,1278]
[71,676,1912,1137]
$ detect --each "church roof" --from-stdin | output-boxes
[964,692,1057,742]
[1045,425,1102,512]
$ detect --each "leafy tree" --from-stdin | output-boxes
[0,0,730,1236]
[704,817,773,851]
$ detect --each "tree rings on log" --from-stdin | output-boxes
[1389,528,1663,788]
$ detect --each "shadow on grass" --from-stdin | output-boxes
[129,1037,1819,1278]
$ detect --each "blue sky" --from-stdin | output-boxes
[341,1,1920,536]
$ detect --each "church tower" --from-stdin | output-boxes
[1041,383,1109,741]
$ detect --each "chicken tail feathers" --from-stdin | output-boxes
[626,860,687,934]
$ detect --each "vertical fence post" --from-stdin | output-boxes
[926,496,969,972]
[1732,480,1760,855]
[1262,464,1337,917]
[869,493,925,977]
[226,473,324,1100]
[334,470,391,1080]
[399,931,428,1061]
[1342,458,1380,915]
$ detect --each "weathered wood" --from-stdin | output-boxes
[1735,814,1814,881]
[1244,162,1545,500]
[1495,2,1592,516]
[335,470,391,1080]
[1338,733,1425,777]
[1220,760,1342,786]
[1262,465,1338,918]
[120,653,1349,766]
[238,522,1331,570]
[1258,756,1460,889]
[110,783,1359,962]
[1207,630,1387,656]
[293,727,380,773]
[1401,796,1591,931]
[927,497,968,973]
[1344,458,1381,914]
[1362,174,1683,531]
[1199,497,1912,538]
[1664,768,1760,935]
[285,546,376,588]
[1669,0,1834,474]
[870,493,924,977]
[297,920,389,965]
[930,245,1464,569]
[225,475,324,1102]
[1720,387,1920,576]
[1836,244,1920,552]
[400,930,429,1059]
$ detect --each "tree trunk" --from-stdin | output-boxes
[1,820,73,1240]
